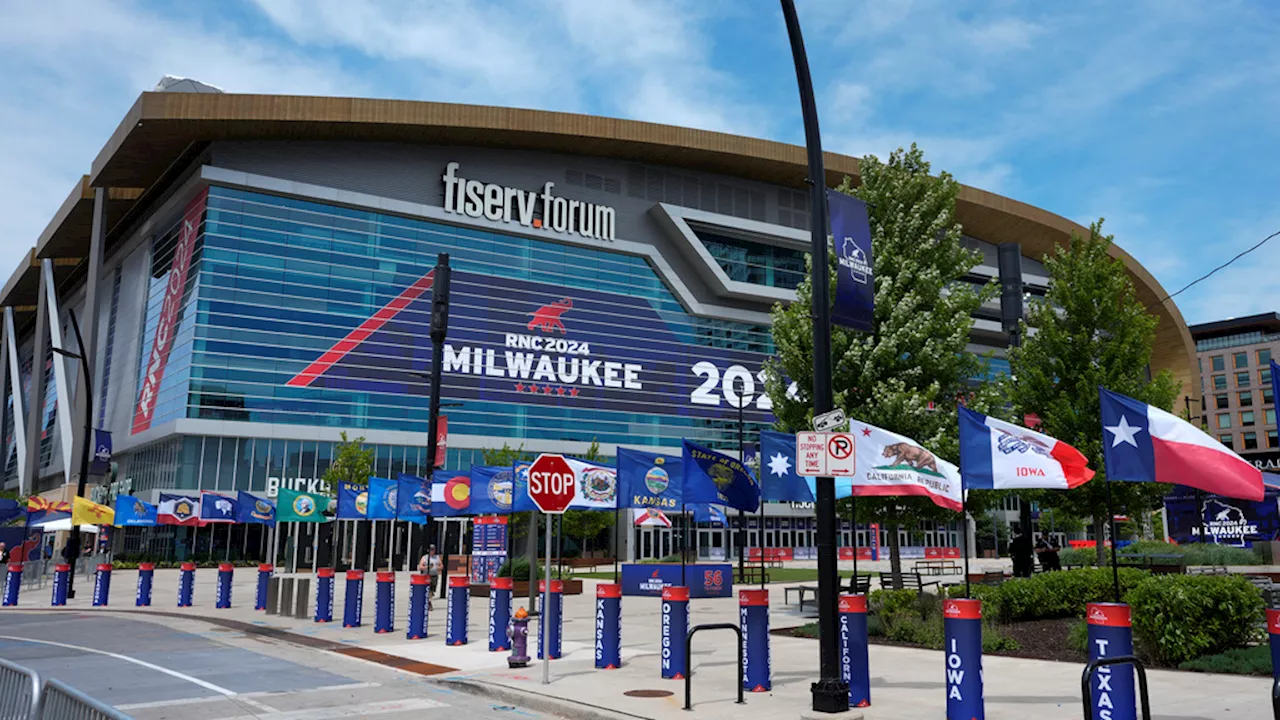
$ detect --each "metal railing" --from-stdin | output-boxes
[0,658,131,720]
[0,657,40,720]
[1081,655,1151,720]
[1272,675,1279,720]
[683,623,744,711]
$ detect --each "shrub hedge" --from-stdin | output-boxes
[949,567,1149,622]
[1126,574,1264,666]
[1059,541,1260,568]
[1179,645,1271,675]
[496,557,568,581]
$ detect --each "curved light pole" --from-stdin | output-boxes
[51,309,92,599]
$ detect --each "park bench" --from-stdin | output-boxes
[1245,575,1276,608]
[846,574,872,595]
[1187,566,1229,576]
[784,585,820,611]
[913,559,961,576]
[1118,553,1187,575]
[879,571,939,596]
[735,562,770,585]
[979,571,1005,586]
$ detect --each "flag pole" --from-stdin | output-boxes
[759,501,766,591]
[225,523,231,562]
[1106,477,1121,603]
[850,495,858,592]
[313,522,321,573]
[961,478,971,599]
[681,499,687,587]
[613,507,620,584]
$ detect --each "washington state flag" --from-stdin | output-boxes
[277,487,332,523]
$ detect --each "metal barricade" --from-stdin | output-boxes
[683,623,745,711]
[0,657,40,720]
[1081,655,1152,720]
[37,677,132,720]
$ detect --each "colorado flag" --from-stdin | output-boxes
[959,407,1094,490]
[1100,387,1263,501]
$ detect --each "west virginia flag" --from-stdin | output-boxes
[71,497,114,527]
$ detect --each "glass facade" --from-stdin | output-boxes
[696,229,807,290]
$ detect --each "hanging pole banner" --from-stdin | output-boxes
[375,571,395,633]
[215,563,234,609]
[343,569,364,627]
[447,576,470,645]
[827,190,874,332]
[1087,602,1136,720]
[537,579,564,660]
[178,562,195,607]
[490,576,513,651]
[93,564,113,607]
[315,567,335,622]
[595,583,622,669]
[51,564,70,606]
[740,589,771,692]
[407,573,430,640]
[136,563,155,607]
[661,586,689,679]
[839,594,870,707]
[3,563,22,606]
[944,599,984,720]
[256,564,273,611]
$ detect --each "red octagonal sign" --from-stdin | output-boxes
[527,453,575,514]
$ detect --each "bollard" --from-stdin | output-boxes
[3,563,22,606]
[661,586,689,679]
[407,574,430,640]
[537,579,563,660]
[136,563,155,607]
[446,576,469,646]
[255,564,273,611]
[489,577,513,652]
[1269,609,1280,689]
[178,562,195,607]
[839,594,871,707]
[315,568,335,623]
[374,571,395,633]
[343,570,364,627]
[216,563,234,609]
[944,598,984,720]
[1087,602,1136,720]
[739,589,771,692]
[92,564,113,607]
[51,564,70,606]
[595,583,622,669]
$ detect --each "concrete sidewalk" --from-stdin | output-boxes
[5,566,1270,719]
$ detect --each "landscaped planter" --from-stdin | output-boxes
[469,579,584,597]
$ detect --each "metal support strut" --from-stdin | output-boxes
[683,623,745,711]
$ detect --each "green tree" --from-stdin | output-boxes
[766,145,1000,577]
[1007,220,1180,563]
[321,432,373,503]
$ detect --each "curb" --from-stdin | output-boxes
[438,676,652,720]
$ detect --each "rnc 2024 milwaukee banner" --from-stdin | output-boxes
[285,269,786,424]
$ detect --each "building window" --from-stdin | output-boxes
[1216,394,1229,409]
[1260,349,1273,366]
[1270,429,1279,449]
[1220,434,1234,449]
[1218,414,1232,429]
[1214,375,1227,390]
[1241,411,1255,426]
[1266,386,1275,405]
[1240,391,1253,407]
[1211,356,1225,371]
[1234,352,1249,369]
[1264,368,1274,386]
[1244,432,1259,450]
[1237,371,1250,387]
[1264,408,1276,425]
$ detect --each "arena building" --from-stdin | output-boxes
[0,82,1198,562]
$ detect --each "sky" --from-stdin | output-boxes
[1,0,1277,325]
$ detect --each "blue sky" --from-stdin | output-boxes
[1,0,1277,324]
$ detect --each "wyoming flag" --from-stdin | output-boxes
[71,496,115,527]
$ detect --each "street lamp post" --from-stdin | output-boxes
[425,254,452,600]
[52,310,92,599]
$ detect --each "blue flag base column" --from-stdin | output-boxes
[136,563,155,607]
[1087,602,1136,720]
[343,570,364,628]
[374,571,395,634]
[315,567,335,622]
[489,577,512,651]
[839,594,871,707]
[740,589,771,692]
[255,564,273,611]
[51,564,70,606]
[944,599,984,720]
[92,564,113,607]
[595,583,622,669]
[3,563,22,606]
[178,562,195,607]
[661,586,690,679]
[1269,609,1280,687]
[407,574,430,640]
[537,580,563,660]
[446,577,469,646]
[216,563,234,609]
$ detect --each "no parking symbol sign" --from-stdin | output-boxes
[796,432,856,476]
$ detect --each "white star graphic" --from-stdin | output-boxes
[1104,415,1143,448]
[767,453,792,477]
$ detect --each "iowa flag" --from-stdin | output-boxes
[71,497,114,527]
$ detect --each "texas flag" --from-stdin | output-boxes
[959,407,1094,490]
[1100,388,1264,501]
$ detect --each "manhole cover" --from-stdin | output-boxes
[624,690,674,698]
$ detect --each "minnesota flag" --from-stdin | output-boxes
[71,496,115,527]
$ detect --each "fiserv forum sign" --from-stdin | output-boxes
[441,162,616,241]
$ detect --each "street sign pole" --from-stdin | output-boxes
[543,511,552,685]
[526,453,575,686]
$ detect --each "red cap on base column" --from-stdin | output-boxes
[1268,609,1280,636]
[448,576,469,588]
[1086,602,1130,628]
[138,563,155,571]
[317,567,335,578]
[55,564,70,572]
[346,569,364,580]
[942,598,982,620]
[258,564,274,572]
[596,583,622,599]
[739,589,769,607]
[662,586,689,602]
[180,562,196,571]
[491,577,514,590]
[376,571,395,582]
[411,574,430,585]
[96,564,113,572]
[218,563,234,572]
[838,595,867,614]
[7,563,23,572]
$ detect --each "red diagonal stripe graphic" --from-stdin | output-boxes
[285,270,435,388]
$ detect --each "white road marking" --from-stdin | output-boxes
[116,682,384,711]
[210,697,446,719]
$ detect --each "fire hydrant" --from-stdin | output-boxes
[508,606,531,668]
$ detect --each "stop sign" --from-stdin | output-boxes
[527,453,576,514]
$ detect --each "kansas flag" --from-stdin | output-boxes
[682,440,759,512]
[113,496,157,526]
[367,477,399,520]
[199,492,238,523]
[617,449,682,511]
[236,492,276,526]
[336,482,368,519]
[396,473,430,524]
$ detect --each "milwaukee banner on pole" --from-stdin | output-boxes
[827,190,874,332]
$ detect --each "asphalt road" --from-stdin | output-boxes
[0,612,545,720]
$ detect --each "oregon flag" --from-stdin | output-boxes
[71,496,115,527]
[277,487,331,523]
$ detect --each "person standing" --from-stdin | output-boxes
[1011,528,1033,577]
[0,542,8,563]
[418,544,442,610]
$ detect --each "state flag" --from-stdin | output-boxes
[199,492,238,523]
[367,477,399,519]
[396,473,430,524]
[236,492,276,526]
[959,406,1094,490]
[617,449,682,511]
[682,440,759,512]
[71,497,114,527]
[758,431,819,502]
[335,482,367,520]
[158,493,201,526]
[113,496,157,527]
